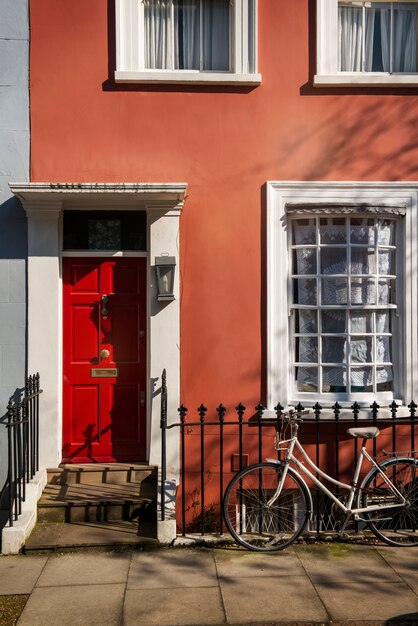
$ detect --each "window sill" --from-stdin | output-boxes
[114,70,262,86]
[314,73,418,87]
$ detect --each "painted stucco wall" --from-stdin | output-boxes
[0,0,29,493]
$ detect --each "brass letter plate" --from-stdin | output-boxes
[91,368,119,378]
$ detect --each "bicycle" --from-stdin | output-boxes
[223,409,418,551]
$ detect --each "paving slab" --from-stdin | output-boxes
[295,543,402,584]
[124,586,225,625]
[220,574,329,623]
[128,548,217,589]
[36,551,131,587]
[214,546,304,579]
[17,583,125,626]
[316,580,418,622]
[377,546,418,593]
[0,555,47,595]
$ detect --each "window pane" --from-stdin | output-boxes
[350,218,375,244]
[365,5,390,72]
[297,337,318,363]
[321,248,347,274]
[350,337,372,363]
[145,0,170,69]
[321,277,348,305]
[323,367,346,392]
[296,310,317,334]
[377,365,393,389]
[351,366,373,391]
[378,250,395,275]
[339,5,363,71]
[351,247,376,274]
[293,219,316,245]
[376,310,390,333]
[351,277,376,305]
[294,278,317,305]
[322,309,346,333]
[320,218,347,244]
[323,337,346,363]
[378,219,396,245]
[377,335,391,362]
[174,0,200,69]
[350,310,373,333]
[393,3,417,72]
[202,0,230,71]
[378,278,396,304]
[294,249,317,275]
[296,367,318,392]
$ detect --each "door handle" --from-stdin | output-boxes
[100,349,110,360]
[101,294,109,318]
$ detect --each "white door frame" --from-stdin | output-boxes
[10,182,187,476]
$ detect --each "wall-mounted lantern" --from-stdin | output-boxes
[155,255,176,301]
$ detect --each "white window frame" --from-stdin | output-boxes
[315,0,418,86]
[266,182,418,409]
[115,0,261,85]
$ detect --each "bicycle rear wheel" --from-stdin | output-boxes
[362,457,418,547]
[223,462,311,551]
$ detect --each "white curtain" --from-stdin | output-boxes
[339,3,417,73]
[339,6,362,71]
[145,0,230,71]
[144,0,170,69]
[294,219,394,392]
[393,4,417,72]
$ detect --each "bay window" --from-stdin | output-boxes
[115,0,261,84]
[267,182,418,409]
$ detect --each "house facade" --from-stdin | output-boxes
[5,0,418,539]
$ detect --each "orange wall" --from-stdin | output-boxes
[29,0,418,410]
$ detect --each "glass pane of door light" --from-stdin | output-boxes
[297,337,318,363]
[88,220,121,250]
[321,277,347,305]
[319,218,347,244]
[321,309,346,334]
[296,367,318,392]
[351,277,376,305]
[350,310,372,333]
[322,367,346,392]
[321,248,347,274]
[294,278,317,305]
[350,218,375,244]
[350,337,373,363]
[296,310,317,334]
[351,248,376,274]
[294,248,317,275]
[293,219,317,245]
[322,336,346,363]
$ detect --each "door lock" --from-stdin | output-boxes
[100,349,110,360]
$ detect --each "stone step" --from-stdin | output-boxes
[37,482,157,524]
[47,464,157,486]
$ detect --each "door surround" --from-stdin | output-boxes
[10,182,187,476]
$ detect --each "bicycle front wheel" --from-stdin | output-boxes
[362,457,418,547]
[223,462,311,551]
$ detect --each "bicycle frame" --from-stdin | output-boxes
[269,429,407,520]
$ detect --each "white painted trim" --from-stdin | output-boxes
[315,73,418,87]
[114,71,261,85]
[266,181,418,409]
[115,0,260,84]
[9,182,186,481]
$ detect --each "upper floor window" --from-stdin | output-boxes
[115,0,261,85]
[315,0,418,85]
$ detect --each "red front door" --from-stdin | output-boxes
[63,258,146,462]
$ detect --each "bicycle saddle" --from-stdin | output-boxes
[347,427,380,439]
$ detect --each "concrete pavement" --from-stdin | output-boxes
[0,542,418,625]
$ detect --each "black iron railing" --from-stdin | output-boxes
[160,372,418,536]
[0,373,42,527]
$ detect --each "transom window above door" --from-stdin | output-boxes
[63,211,147,251]
[315,0,418,85]
[115,0,261,84]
